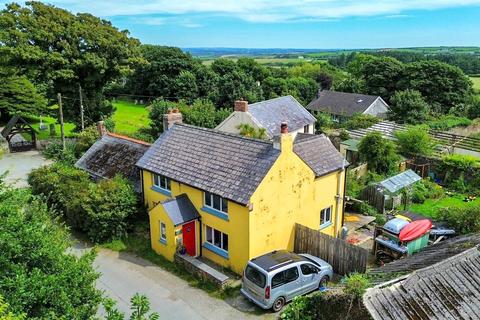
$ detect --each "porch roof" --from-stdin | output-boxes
[162,194,200,226]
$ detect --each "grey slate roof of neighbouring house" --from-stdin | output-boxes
[364,245,480,320]
[307,90,380,116]
[294,133,348,177]
[161,194,200,226]
[75,133,151,192]
[136,124,281,205]
[248,95,316,137]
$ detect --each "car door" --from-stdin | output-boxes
[281,266,303,301]
[300,263,320,293]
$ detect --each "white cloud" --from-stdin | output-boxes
[3,0,480,22]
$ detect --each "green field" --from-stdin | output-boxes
[470,76,480,93]
[22,115,75,141]
[408,194,478,218]
[112,100,150,134]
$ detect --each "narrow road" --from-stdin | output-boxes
[72,242,273,320]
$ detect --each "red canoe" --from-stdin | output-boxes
[399,219,432,242]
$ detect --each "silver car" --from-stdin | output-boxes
[241,250,333,312]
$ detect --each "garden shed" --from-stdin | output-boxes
[0,115,37,152]
[361,169,421,213]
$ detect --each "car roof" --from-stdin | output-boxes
[250,250,307,272]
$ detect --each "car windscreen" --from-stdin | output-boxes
[245,265,266,288]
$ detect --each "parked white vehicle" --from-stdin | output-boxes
[241,250,333,312]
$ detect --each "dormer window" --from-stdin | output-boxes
[153,174,171,192]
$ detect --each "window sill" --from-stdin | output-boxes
[320,222,332,230]
[203,242,229,259]
[151,186,172,197]
[201,206,229,221]
[159,238,167,245]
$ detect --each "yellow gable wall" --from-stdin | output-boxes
[142,170,251,274]
[248,135,345,260]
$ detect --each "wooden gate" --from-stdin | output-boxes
[294,224,368,275]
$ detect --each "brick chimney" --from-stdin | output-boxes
[97,121,107,136]
[273,122,292,151]
[163,108,183,132]
[234,100,248,112]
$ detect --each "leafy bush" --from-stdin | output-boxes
[438,154,480,192]
[28,164,138,243]
[437,207,480,234]
[315,112,334,132]
[0,182,101,319]
[358,131,399,175]
[104,117,116,132]
[339,129,350,141]
[42,139,78,165]
[395,125,435,158]
[343,113,379,130]
[75,125,100,156]
[343,273,371,298]
[412,179,444,203]
[427,115,472,131]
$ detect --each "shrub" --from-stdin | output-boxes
[343,273,371,298]
[395,125,435,158]
[427,115,472,131]
[103,117,116,132]
[437,207,480,234]
[28,164,138,243]
[42,139,78,165]
[358,131,399,175]
[315,112,334,132]
[343,113,379,130]
[438,154,480,192]
[75,125,100,156]
[339,129,350,141]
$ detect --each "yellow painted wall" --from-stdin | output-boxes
[149,205,181,261]
[143,170,250,273]
[248,134,345,260]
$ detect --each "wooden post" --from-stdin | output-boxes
[57,93,66,150]
[79,84,85,131]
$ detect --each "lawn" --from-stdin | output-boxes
[21,115,76,141]
[470,76,480,93]
[112,100,150,134]
[408,193,478,218]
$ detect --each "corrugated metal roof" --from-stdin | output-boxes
[248,95,316,137]
[364,246,480,320]
[161,194,200,226]
[378,169,421,193]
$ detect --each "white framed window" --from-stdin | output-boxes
[153,174,171,191]
[205,225,228,252]
[320,206,332,228]
[204,191,228,213]
[160,222,167,242]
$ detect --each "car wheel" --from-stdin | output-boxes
[319,276,329,289]
[272,297,285,312]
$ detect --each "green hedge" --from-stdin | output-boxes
[28,164,138,243]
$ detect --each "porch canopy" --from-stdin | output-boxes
[378,169,421,194]
[162,194,200,226]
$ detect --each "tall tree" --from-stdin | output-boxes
[389,89,431,124]
[358,131,399,175]
[0,1,143,126]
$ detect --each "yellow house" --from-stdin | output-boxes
[136,122,347,274]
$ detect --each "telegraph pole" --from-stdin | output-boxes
[79,84,85,130]
[57,93,66,150]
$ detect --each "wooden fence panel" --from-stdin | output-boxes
[294,224,368,275]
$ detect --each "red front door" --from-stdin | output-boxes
[182,221,196,256]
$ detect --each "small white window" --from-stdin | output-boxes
[160,222,167,241]
[204,191,228,213]
[320,206,332,228]
[153,174,171,191]
[304,125,310,133]
[205,225,228,252]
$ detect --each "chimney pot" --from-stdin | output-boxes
[234,100,248,112]
[281,122,288,134]
[96,121,107,137]
[173,108,179,113]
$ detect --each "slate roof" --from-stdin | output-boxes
[161,194,200,226]
[364,245,480,320]
[307,90,380,116]
[75,133,150,192]
[136,124,280,205]
[294,133,348,177]
[1,115,37,138]
[248,95,316,137]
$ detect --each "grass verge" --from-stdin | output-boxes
[408,193,478,218]
[112,100,150,135]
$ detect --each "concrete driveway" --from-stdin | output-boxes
[0,150,52,187]
[72,241,274,320]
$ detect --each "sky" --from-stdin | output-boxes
[2,0,480,48]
